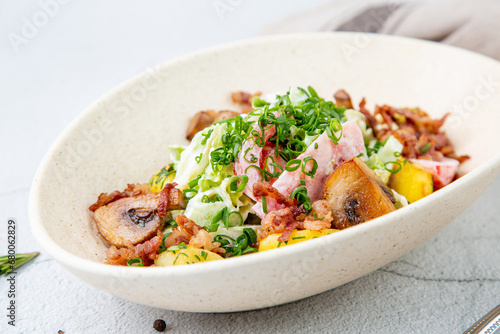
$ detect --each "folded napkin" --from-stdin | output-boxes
[261,0,500,60]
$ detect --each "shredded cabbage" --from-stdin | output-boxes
[171,122,254,230]
[173,123,225,189]
[365,136,403,183]
[183,177,254,228]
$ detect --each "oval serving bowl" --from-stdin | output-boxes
[30,33,500,312]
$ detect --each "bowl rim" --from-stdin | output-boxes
[29,31,500,278]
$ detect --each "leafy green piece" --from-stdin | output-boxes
[0,252,39,276]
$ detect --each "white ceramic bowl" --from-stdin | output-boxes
[29,33,500,312]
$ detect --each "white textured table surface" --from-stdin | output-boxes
[1,1,499,333]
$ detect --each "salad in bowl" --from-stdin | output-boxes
[88,86,467,267]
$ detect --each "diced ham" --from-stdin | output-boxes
[253,120,365,218]
[410,157,459,189]
[234,118,277,201]
[261,143,287,185]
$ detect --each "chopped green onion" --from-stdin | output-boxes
[228,211,244,226]
[326,119,343,145]
[188,175,202,189]
[264,156,284,179]
[252,96,270,107]
[229,175,249,193]
[183,188,198,200]
[307,86,318,98]
[301,157,318,178]
[312,212,324,220]
[201,129,214,145]
[420,142,431,154]
[167,242,187,252]
[245,165,265,182]
[262,196,268,214]
[243,146,258,163]
[208,223,219,233]
[243,228,258,245]
[285,159,301,172]
[287,139,307,155]
[158,232,172,253]
[384,161,402,173]
[165,219,177,228]
[242,247,258,255]
[127,258,143,267]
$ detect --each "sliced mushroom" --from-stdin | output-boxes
[93,193,164,247]
[185,110,241,141]
[334,89,353,109]
[186,110,216,141]
[322,157,396,230]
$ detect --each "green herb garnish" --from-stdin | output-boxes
[420,142,431,154]
[0,252,38,276]
[127,258,143,267]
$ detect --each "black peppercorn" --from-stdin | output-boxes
[153,319,167,332]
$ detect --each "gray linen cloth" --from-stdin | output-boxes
[261,0,500,60]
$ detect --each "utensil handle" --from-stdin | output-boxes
[464,305,500,334]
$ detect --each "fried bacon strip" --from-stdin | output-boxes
[353,92,469,163]
[259,208,299,242]
[302,200,333,231]
[106,229,164,266]
[231,91,261,114]
[157,183,186,218]
[253,182,297,208]
[89,183,151,212]
[164,214,225,254]
[254,182,333,242]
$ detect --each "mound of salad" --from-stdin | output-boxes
[89,87,468,267]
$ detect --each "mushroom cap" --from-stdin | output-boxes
[93,193,164,247]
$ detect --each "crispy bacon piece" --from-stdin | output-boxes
[356,95,469,163]
[231,91,261,113]
[164,214,200,248]
[253,181,309,219]
[190,229,225,254]
[157,183,186,218]
[258,208,299,242]
[302,200,333,230]
[106,229,164,266]
[89,183,150,212]
[163,214,224,254]
[253,182,297,208]
[254,182,335,241]
[214,110,239,122]
[231,91,261,105]
[257,199,334,242]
